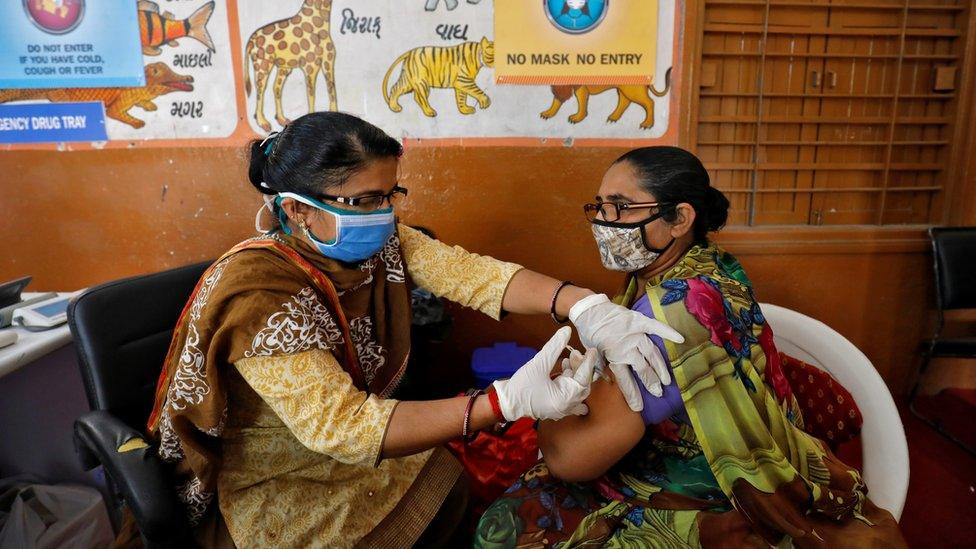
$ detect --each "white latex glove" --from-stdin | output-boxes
[492,326,596,421]
[569,294,685,410]
[561,346,600,393]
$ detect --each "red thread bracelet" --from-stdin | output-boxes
[487,390,505,422]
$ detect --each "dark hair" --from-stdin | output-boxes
[614,146,729,244]
[247,111,403,197]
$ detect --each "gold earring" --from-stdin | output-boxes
[297,219,308,231]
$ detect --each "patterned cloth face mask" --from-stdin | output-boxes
[590,211,675,272]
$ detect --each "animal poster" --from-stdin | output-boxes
[1,0,238,143]
[238,0,678,140]
[3,0,680,148]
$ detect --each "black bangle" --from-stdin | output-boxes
[462,391,481,442]
[550,281,574,324]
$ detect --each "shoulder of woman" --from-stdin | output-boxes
[646,274,729,328]
[201,248,279,284]
[199,247,315,308]
[396,223,435,247]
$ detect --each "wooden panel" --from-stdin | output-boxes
[698,2,766,225]
[880,4,966,224]
[697,0,969,226]
[753,3,829,225]
[813,5,902,226]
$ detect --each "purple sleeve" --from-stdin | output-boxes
[631,335,687,425]
[627,295,689,425]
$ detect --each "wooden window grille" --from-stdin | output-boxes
[695,0,969,226]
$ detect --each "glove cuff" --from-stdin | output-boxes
[568,293,610,324]
[491,379,518,422]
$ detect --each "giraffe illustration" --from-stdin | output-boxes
[244,0,337,131]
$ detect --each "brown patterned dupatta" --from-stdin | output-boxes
[145,230,412,524]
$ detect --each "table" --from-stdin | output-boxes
[0,292,104,494]
[0,293,73,379]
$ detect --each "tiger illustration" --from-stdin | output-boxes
[540,67,673,129]
[382,37,494,117]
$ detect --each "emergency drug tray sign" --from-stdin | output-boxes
[0,0,144,89]
[0,101,107,143]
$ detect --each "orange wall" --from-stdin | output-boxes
[0,144,939,394]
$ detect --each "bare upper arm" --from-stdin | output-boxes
[538,375,645,482]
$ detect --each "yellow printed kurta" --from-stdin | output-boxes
[398,225,521,321]
[216,226,522,547]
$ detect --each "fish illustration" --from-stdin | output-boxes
[0,62,194,129]
[138,0,215,56]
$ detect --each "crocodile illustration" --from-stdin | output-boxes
[0,62,194,129]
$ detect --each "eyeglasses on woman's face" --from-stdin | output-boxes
[583,201,667,223]
[316,185,409,212]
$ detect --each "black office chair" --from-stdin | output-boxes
[68,260,212,546]
[909,227,976,456]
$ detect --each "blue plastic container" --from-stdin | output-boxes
[470,342,538,389]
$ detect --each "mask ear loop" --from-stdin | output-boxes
[638,207,677,254]
[641,232,677,255]
[276,192,344,245]
[254,182,279,234]
[276,197,295,236]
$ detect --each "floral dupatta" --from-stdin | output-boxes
[621,244,899,546]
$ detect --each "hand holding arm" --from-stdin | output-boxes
[383,327,596,458]
[570,294,685,411]
[397,225,683,411]
[492,326,596,421]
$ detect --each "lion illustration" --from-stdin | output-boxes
[540,68,672,129]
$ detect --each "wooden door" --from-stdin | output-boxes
[810,2,905,225]
[695,0,969,227]
[753,3,830,225]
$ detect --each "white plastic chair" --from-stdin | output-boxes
[760,303,909,521]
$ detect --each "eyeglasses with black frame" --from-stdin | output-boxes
[583,201,667,223]
[316,185,408,211]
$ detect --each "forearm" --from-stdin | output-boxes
[399,225,597,319]
[500,269,595,317]
[381,395,497,459]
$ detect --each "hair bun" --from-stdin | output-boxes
[247,139,276,195]
[704,186,730,232]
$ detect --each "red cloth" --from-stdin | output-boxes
[446,418,539,513]
[781,352,863,449]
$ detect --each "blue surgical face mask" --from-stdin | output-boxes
[276,192,395,263]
